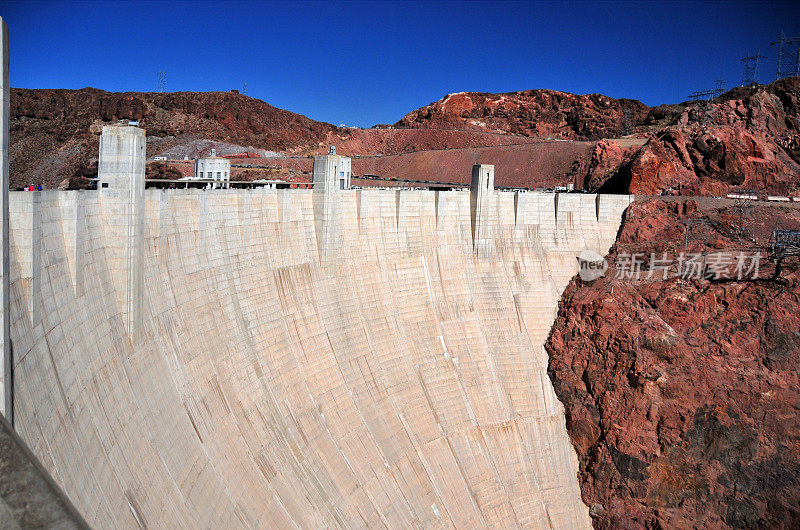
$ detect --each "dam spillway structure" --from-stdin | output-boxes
[0,35,633,530]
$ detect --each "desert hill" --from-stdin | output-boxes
[393,88,670,140]
[10,87,335,188]
[8,78,800,195]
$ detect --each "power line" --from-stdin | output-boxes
[771,29,800,80]
[687,79,727,102]
[740,52,766,86]
[688,88,720,101]
[686,79,726,126]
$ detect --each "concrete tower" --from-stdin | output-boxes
[98,124,145,335]
[470,163,495,254]
[98,125,145,191]
[312,146,351,191]
[312,147,351,262]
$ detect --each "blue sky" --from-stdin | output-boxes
[2,0,798,127]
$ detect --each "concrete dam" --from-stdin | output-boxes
[1,122,632,527]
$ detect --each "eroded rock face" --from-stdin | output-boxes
[395,90,657,140]
[582,139,641,191]
[145,161,183,180]
[596,78,800,195]
[396,79,800,195]
[546,200,800,529]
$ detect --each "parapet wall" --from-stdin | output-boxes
[1,187,631,528]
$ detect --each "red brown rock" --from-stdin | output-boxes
[596,78,800,195]
[145,162,183,180]
[395,89,657,140]
[9,77,800,194]
[582,139,641,190]
[546,199,800,528]
[396,79,800,195]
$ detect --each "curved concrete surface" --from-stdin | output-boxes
[2,188,629,528]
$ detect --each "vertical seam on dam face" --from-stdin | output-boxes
[553,193,559,225]
[75,193,85,297]
[31,192,41,330]
[3,156,632,527]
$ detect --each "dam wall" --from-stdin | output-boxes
[1,187,630,528]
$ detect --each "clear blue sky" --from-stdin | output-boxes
[2,0,799,127]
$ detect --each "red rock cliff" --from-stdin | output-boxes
[546,199,800,528]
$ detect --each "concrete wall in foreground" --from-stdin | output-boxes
[3,188,630,528]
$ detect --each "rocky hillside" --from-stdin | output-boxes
[395,79,800,195]
[9,88,335,189]
[394,89,666,140]
[9,78,800,193]
[546,199,800,528]
[586,77,800,195]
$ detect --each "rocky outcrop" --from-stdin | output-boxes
[10,78,800,193]
[397,79,800,195]
[582,139,641,190]
[595,78,800,195]
[395,90,658,140]
[546,199,800,528]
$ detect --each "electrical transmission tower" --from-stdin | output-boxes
[687,80,726,126]
[621,107,633,135]
[242,82,248,96]
[740,52,766,86]
[687,79,727,102]
[157,71,167,93]
[681,218,711,279]
[771,30,800,80]
[688,88,720,101]
[683,218,711,253]
[732,188,759,245]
